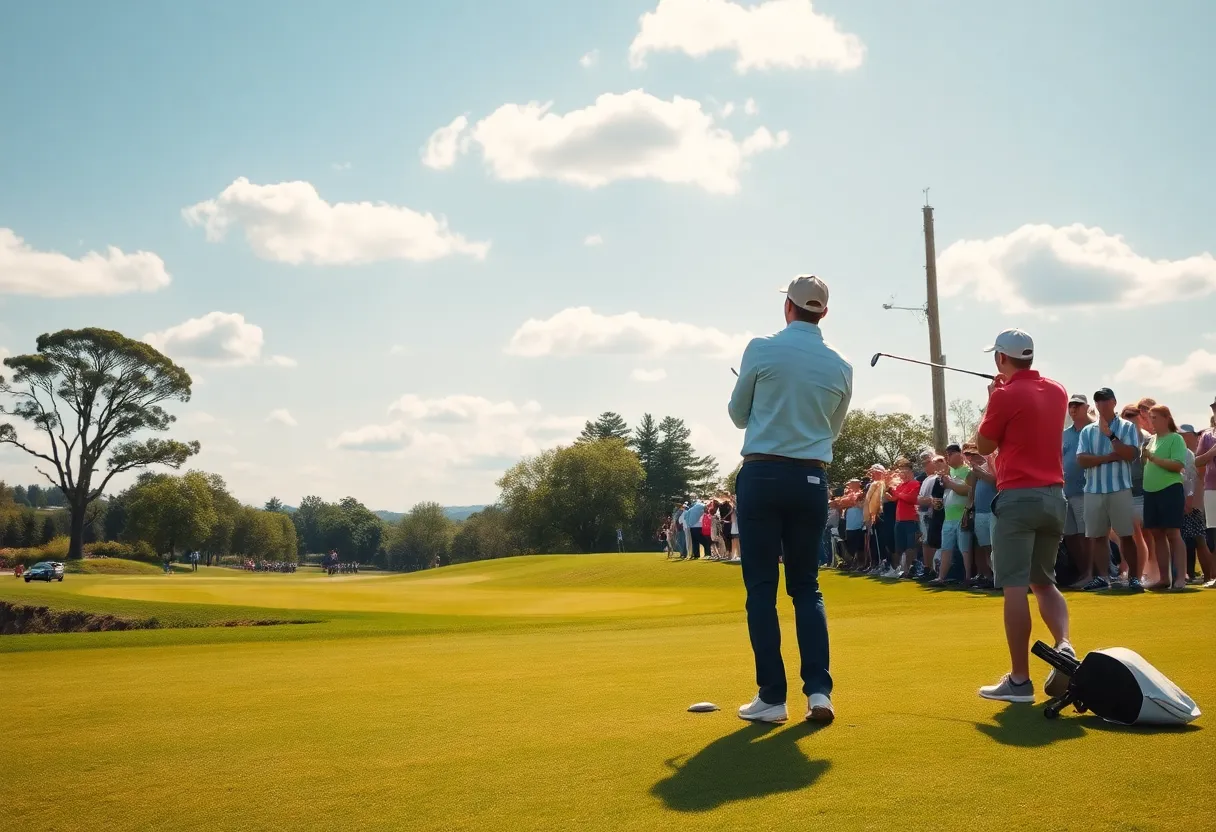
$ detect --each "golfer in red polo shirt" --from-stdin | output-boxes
[974,329,1074,704]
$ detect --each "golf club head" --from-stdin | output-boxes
[870,353,881,368]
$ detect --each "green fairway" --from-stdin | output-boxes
[1,555,1211,832]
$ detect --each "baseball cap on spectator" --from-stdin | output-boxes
[780,275,829,313]
[1094,388,1116,402]
[1180,424,1198,435]
[869,463,887,473]
[1069,393,1088,406]
[983,329,1034,360]
[962,442,981,455]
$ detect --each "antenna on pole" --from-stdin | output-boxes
[923,187,931,207]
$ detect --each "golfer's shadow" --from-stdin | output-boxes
[974,704,1085,747]
[651,722,830,812]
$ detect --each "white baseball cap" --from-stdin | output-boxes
[983,329,1034,361]
[780,275,829,313]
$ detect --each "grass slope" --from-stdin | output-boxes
[0,554,1211,832]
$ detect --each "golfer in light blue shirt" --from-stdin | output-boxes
[729,275,853,725]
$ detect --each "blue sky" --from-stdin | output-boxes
[2,0,1215,510]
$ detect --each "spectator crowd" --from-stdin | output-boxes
[824,391,1216,592]
[658,391,1216,592]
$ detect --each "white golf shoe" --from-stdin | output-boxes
[806,693,835,723]
[737,696,787,723]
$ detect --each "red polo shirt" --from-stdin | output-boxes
[977,370,1067,490]
[892,479,922,522]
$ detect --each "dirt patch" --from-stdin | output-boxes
[0,602,304,635]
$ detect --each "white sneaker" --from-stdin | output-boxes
[806,693,835,723]
[883,567,900,578]
[738,696,787,723]
[1044,641,1076,698]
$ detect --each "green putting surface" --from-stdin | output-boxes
[0,554,1211,832]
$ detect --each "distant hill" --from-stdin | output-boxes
[373,505,486,524]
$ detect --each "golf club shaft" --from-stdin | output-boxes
[873,352,995,381]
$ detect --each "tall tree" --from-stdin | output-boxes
[497,449,567,554]
[450,506,517,564]
[12,485,28,506]
[547,439,645,553]
[654,417,719,502]
[386,502,455,571]
[21,512,40,548]
[827,410,934,485]
[629,413,665,543]
[264,496,285,513]
[0,328,199,559]
[125,471,218,559]
[949,398,980,445]
[40,515,57,546]
[27,484,46,508]
[579,411,631,443]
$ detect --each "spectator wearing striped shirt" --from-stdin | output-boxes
[1076,388,1142,591]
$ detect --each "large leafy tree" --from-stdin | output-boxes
[827,410,934,485]
[547,438,644,552]
[450,506,517,564]
[497,449,567,554]
[0,329,199,559]
[125,471,218,559]
[578,411,631,443]
[386,502,455,571]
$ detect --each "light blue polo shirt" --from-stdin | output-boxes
[728,322,853,461]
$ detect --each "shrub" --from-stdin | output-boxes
[86,541,135,559]
[39,536,71,560]
[130,541,159,563]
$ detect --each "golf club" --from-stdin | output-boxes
[731,367,738,377]
[870,352,995,381]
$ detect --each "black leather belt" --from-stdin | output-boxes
[742,454,827,468]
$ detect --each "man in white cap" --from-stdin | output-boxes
[728,275,852,724]
[974,329,1074,704]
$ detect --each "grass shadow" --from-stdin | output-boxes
[974,703,1086,747]
[1077,716,1203,735]
[651,721,830,812]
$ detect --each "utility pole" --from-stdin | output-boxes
[922,196,949,452]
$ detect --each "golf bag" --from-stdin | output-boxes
[1032,641,1201,725]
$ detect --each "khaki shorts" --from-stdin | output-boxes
[1206,492,1216,530]
[1063,495,1086,535]
[991,486,1066,588]
[1083,489,1135,539]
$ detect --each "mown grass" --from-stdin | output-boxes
[0,554,1212,832]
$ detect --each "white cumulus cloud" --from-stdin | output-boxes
[0,228,170,298]
[938,223,1216,314]
[1114,350,1216,394]
[579,50,599,68]
[388,394,542,423]
[182,177,488,265]
[144,312,293,368]
[632,368,668,382]
[333,394,580,462]
[744,97,759,115]
[584,233,604,246]
[629,0,866,73]
[267,409,298,427]
[425,90,789,194]
[421,115,470,170]
[864,394,916,414]
[506,307,751,358]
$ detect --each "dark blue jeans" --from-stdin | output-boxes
[736,460,832,705]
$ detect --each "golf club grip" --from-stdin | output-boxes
[1031,641,1081,675]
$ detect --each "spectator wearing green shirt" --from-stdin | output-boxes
[929,443,972,586]
[1143,404,1188,590]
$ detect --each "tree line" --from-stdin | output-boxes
[0,325,943,570]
